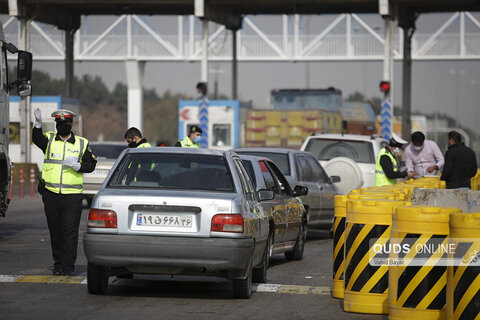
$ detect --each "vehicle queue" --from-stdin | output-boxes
[38,118,476,310]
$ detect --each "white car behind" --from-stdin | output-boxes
[301,134,388,194]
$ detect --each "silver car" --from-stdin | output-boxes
[240,155,308,262]
[83,142,127,206]
[234,148,341,231]
[83,147,272,299]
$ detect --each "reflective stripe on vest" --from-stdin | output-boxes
[42,132,88,194]
[179,136,199,148]
[374,147,398,186]
[137,142,151,148]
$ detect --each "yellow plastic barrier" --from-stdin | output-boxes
[344,199,411,314]
[389,206,462,320]
[360,189,407,201]
[333,195,347,299]
[348,193,396,200]
[447,213,480,320]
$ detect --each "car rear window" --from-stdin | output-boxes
[107,153,235,192]
[90,144,127,160]
[304,139,375,164]
[235,152,291,176]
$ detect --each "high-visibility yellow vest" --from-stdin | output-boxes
[137,142,151,148]
[374,147,398,186]
[179,136,199,148]
[42,132,88,194]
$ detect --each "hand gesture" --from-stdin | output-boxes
[34,108,42,122]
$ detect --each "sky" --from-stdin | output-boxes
[28,12,480,132]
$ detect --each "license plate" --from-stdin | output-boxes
[136,213,193,228]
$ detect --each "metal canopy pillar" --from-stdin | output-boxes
[19,19,31,163]
[201,19,209,84]
[230,25,242,100]
[399,9,418,139]
[125,60,145,131]
[64,29,75,98]
[379,0,397,141]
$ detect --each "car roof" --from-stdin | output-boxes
[307,134,386,142]
[233,148,310,155]
[238,154,271,162]
[90,141,126,145]
[126,147,229,157]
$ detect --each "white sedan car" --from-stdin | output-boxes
[83,148,272,299]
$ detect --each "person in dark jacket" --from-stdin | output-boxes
[440,131,477,189]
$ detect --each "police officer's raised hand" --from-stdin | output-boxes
[34,108,42,128]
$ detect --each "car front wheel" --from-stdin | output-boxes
[87,262,109,294]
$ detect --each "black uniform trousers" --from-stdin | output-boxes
[42,189,83,272]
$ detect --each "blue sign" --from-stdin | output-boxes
[198,97,209,148]
[381,99,392,141]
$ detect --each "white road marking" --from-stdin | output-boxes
[0,274,332,296]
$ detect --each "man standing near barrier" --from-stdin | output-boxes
[405,131,444,178]
[32,108,97,276]
[374,133,408,186]
[441,131,477,189]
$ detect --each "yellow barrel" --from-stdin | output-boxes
[389,206,462,320]
[333,195,347,299]
[447,213,480,320]
[344,199,411,314]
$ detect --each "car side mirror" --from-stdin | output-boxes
[293,185,308,196]
[17,51,33,81]
[18,83,32,97]
[329,175,341,184]
[258,189,275,201]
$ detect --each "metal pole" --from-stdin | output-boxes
[19,19,31,163]
[232,29,238,100]
[65,29,74,98]
[201,19,208,83]
[402,24,413,139]
[380,18,394,140]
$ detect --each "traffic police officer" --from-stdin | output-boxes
[32,108,97,276]
[175,126,202,148]
[374,133,408,186]
[124,127,151,148]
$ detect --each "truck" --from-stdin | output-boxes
[0,17,33,216]
[178,88,343,150]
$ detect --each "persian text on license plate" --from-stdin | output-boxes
[136,213,193,228]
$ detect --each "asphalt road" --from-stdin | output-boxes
[0,197,384,320]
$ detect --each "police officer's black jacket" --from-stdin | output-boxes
[440,142,477,189]
[32,127,97,173]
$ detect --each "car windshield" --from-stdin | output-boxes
[107,153,235,192]
[305,139,375,164]
[90,144,127,160]
[235,152,290,176]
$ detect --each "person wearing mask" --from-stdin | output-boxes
[440,131,477,189]
[32,108,97,276]
[374,133,408,186]
[175,126,202,148]
[124,127,151,148]
[405,131,444,179]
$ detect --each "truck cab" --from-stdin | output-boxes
[0,17,33,216]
